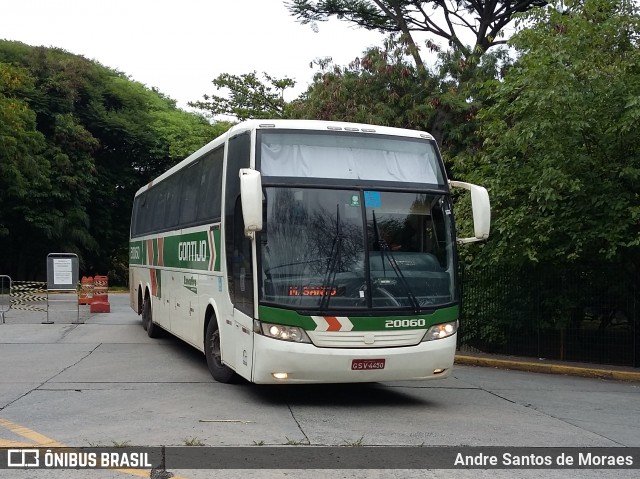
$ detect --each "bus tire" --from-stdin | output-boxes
[141,296,150,330]
[139,291,148,330]
[205,318,236,383]
[145,298,163,339]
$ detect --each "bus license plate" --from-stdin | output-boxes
[351,359,385,370]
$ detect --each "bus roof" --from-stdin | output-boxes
[226,119,435,141]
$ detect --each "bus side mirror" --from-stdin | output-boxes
[449,180,491,244]
[239,168,263,238]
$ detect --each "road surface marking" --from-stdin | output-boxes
[0,417,190,478]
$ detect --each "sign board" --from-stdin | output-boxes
[46,253,79,291]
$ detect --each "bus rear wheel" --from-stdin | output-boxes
[144,297,162,338]
[205,319,236,383]
[141,296,150,330]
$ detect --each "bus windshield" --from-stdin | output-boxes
[259,188,456,312]
[260,131,445,186]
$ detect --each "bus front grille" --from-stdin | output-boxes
[307,329,425,348]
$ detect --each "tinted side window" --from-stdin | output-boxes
[150,181,168,232]
[164,175,181,229]
[196,147,224,222]
[132,146,225,237]
[131,195,142,236]
[179,161,202,226]
[139,193,154,235]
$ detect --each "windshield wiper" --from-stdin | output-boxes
[319,204,343,310]
[372,211,421,313]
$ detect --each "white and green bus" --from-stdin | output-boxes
[129,119,489,384]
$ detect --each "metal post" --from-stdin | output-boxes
[0,275,11,324]
[634,271,639,368]
[43,287,54,324]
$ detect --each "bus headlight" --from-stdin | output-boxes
[255,321,311,343]
[421,321,458,341]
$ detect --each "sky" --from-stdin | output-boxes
[0,0,387,112]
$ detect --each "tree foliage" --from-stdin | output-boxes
[286,0,549,67]
[189,71,296,120]
[0,41,228,281]
[289,38,434,127]
[455,0,640,267]
[194,0,533,146]
[288,35,510,157]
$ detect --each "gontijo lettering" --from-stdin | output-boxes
[178,240,207,262]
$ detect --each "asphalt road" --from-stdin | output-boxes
[1,293,638,478]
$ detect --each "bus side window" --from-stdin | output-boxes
[197,147,224,222]
[179,161,201,226]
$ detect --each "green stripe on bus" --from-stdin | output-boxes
[129,228,221,271]
[258,305,459,331]
[129,241,146,266]
[163,231,209,270]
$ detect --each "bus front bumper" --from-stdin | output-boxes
[251,333,457,384]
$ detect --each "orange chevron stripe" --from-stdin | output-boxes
[325,316,342,331]
[150,269,157,297]
[146,239,153,265]
[157,237,164,266]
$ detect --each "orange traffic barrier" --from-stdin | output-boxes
[90,275,110,313]
[78,276,94,305]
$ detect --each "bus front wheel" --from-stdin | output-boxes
[205,319,236,383]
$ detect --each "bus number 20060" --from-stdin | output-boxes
[385,319,426,328]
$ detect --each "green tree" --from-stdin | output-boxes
[455,0,640,267]
[0,41,225,281]
[286,0,548,67]
[289,38,435,128]
[0,62,50,278]
[194,2,530,151]
[283,0,544,157]
[189,71,296,120]
[288,35,510,157]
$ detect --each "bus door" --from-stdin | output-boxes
[224,132,255,379]
[228,199,255,379]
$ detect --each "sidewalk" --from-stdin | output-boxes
[455,352,640,382]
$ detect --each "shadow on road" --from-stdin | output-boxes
[245,382,432,407]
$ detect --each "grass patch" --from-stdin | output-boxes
[342,435,365,447]
[284,436,307,446]
[183,436,206,446]
[111,440,131,448]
